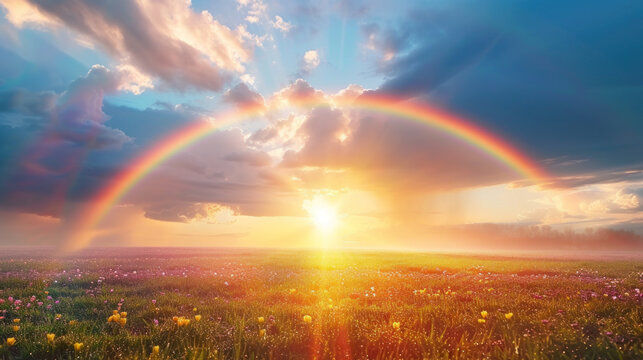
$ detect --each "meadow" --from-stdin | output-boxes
[0,248,641,359]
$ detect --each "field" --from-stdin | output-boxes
[0,248,641,359]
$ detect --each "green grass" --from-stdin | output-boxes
[0,248,641,359]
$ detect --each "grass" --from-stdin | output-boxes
[0,248,641,359]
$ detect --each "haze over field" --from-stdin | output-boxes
[0,0,642,253]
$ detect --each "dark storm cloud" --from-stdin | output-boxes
[0,65,135,217]
[365,0,643,180]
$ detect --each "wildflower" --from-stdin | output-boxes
[257,316,265,324]
[289,288,296,294]
[44,291,49,295]
[120,312,127,318]
[6,337,16,346]
[47,333,55,343]
[303,315,312,324]
[259,329,266,337]
[176,317,190,327]
[153,345,160,354]
[481,310,488,318]
[12,325,19,332]
[69,320,78,326]
[193,307,197,312]
[13,319,20,324]
[194,315,202,322]
[74,342,83,351]
[505,313,514,320]
[392,322,401,330]
[119,317,127,326]
[172,316,179,323]
[55,314,62,320]
[478,318,486,324]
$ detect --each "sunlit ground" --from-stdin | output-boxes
[0,248,641,359]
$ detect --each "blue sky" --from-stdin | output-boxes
[0,0,642,249]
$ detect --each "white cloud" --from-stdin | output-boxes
[303,50,320,72]
[271,15,292,32]
[0,0,255,91]
[240,74,256,86]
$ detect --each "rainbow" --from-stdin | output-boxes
[65,94,549,251]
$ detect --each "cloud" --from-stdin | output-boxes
[236,0,267,24]
[0,64,142,217]
[0,0,255,91]
[302,50,320,73]
[361,1,643,180]
[271,15,292,32]
[118,127,303,220]
[143,202,238,223]
[223,82,265,109]
[224,149,272,167]
[271,78,326,105]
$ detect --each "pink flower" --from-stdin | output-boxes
[151,299,156,304]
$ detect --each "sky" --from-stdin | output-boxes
[0,0,642,251]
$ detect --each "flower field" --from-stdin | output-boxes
[0,248,641,359]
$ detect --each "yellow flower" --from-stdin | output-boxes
[505,312,514,320]
[153,345,160,354]
[480,310,488,319]
[47,333,55,343]
[289,288,296,294]
[120,312,127,318]
[176,317,190,327]
[74,342,83,351]
[55,314,62,320]
[172,316,179,323]
[12,325,20,332]
[7,337,16,346]
[303,315,312,324]
[392,322,401,330]
[44,291,49,295]
[12,319,20,324]
[119,317,127,326]
[69,320,78,326]
[193,307,197,312]
[259,329,266,337]
[194,315,202,322]
[257,316,265,324]
[113,310,119,315]
[478,318,486,324]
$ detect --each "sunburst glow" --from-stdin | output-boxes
[304,197,339,234]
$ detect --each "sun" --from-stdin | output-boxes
[304,197,339,233]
